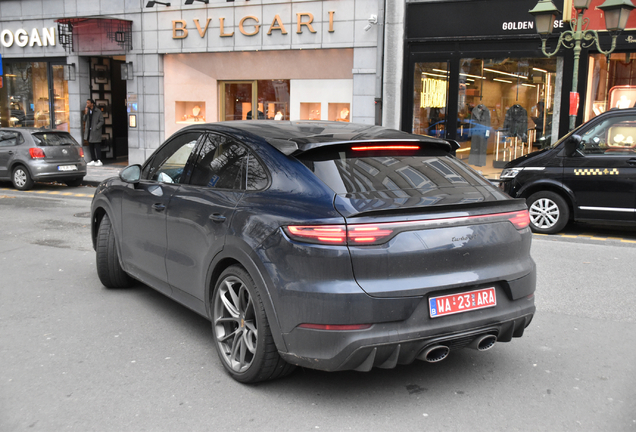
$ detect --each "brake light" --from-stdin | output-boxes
[298,323,372,331]
[508,210,530,230]
[286,225,346,244]
[285,210,530,246]
[79,147,85,158]
[29,148,45,159]
[351,145,420,151]
[347,225,395,243]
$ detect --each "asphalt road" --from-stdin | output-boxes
[0,185,635,431]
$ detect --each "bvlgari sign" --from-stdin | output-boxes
[172,12,335,39]
[0,27,56,48]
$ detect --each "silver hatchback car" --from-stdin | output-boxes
[0,128,87,190]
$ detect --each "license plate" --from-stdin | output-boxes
[429,287,496,318]
[58,165,77,171]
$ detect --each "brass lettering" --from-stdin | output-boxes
[172,20,188,39]
[267,14,288,35]
[42,27,55,46]
[239,16,260,36]
[328,11,335,32]
[219,17,234,37]
[15,29,28,47]
[194,18,212,38]
[296,13,316,34]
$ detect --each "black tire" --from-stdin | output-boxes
[96,214,132,288]
[65,177,83,187]
[527,191,570,234]
[212,265,295,383]
[12,165,34,191]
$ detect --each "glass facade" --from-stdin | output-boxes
[585,53,636,122]
[0,61,69,131]
[220,80,291,121]
[412,57,559,170]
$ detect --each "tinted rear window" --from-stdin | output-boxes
[32,132,79,146]
[297,146,486,195]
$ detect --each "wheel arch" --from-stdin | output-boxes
[205,244,288,353]
[517,180,577,220]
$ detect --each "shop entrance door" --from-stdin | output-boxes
[220,81,258,121]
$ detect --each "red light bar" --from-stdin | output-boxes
[285,225,346,244]
[351,145,420,151]
[507,210,530,229]
[298,323,372,331]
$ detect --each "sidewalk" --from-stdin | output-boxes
[82,161,128,187]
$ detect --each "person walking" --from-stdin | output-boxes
[83,99,104,166]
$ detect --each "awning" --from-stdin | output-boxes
[55,18,132,54]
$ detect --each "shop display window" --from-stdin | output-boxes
[412,62,449,137]
[300,103,321,120]
[459,58,557,168]
[176,101,206,124]
[585,53,636,122]
[220,80,290,122]
[0,62,51,129]
[328,103,350,122]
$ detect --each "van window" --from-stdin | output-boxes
[580,116,636,155]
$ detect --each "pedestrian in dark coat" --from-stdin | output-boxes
[83,99,104,166]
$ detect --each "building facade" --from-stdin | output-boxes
[0,0,393,165]
[403,0,636,173]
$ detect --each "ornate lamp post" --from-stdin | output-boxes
[529,0,636,130]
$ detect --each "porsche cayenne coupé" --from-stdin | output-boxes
[90,121,536,383]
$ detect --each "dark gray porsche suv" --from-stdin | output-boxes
[91,121,536,383]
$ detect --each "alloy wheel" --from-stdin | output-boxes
[213,275,258,373]
[13,169,27,188]
[529,198,560,229]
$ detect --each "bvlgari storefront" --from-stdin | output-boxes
[160,7,360,140]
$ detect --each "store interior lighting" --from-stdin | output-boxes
[146,1,171,7]
[493,78,513,83]
[483,68,529,80]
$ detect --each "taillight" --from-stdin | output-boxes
[508,210,530,230]
[29,148,45,159]
[347,225,395,244]
[298,323,372,331]
[79,147,85,158]
[285,225,346,244]
[284,210,530,246]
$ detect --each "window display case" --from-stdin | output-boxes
[176,101,206,124]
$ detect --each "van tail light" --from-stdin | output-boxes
[508,210,530,230]
[29,148,45,159]
[298,323,372,331]
[79,147,85,158]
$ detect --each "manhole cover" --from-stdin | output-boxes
[74,212,91,218]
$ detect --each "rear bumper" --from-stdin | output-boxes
[30,162,86,180]
[279,286,535,372]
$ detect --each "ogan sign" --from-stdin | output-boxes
[1,27,56,48]
[172,12,336,39]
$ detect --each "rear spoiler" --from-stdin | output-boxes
[266,138,458,156]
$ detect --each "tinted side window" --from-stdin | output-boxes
[580,116,636,155]
[144,132,201,183]
[190,134,267,190]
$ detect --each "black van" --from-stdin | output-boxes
[499,108,636,234]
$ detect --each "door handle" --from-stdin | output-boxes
[628,158,636,166]
[152,203,166,212]
[8,151,14,155]
[209,213,226,223]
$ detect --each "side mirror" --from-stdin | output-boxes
[564,134,582,157]
[119,164,141,184]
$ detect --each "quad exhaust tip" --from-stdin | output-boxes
[469,334,497,351]
[417,345,450,363]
